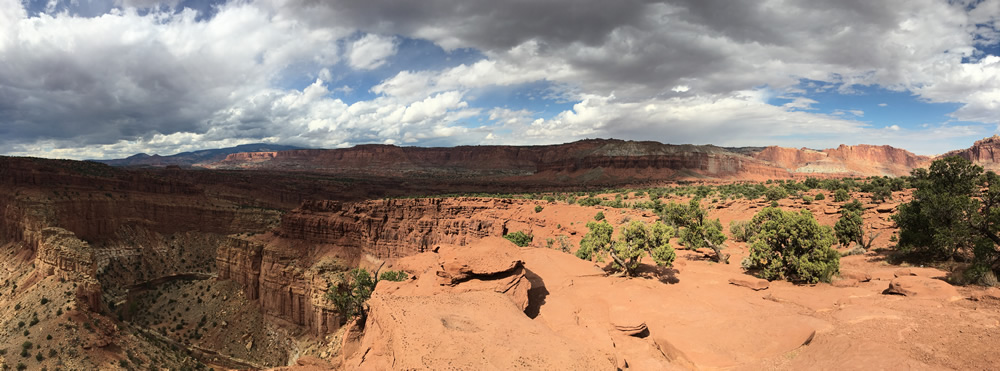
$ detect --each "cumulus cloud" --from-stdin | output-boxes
[0,0,998,159]
[348,33,398,70]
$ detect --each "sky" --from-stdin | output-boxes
[0,0,998,159]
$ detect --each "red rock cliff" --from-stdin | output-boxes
[941,135,1000,170]
[216,197,551,336]
[211,139,800,181]
[751,144,929,176]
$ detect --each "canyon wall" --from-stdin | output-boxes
[209,138,942,181]
[752,144,931,176]
[216,197,546,336]
[942,135,1000,170]
[210,139,804,181]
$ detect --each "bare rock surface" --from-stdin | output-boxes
[885,276,961,300]
[438,237,522,282]
[345,291,615,370]
[729,276,770,290]
[840,269,872,282]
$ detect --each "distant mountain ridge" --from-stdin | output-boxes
[93,143,305,167]
[200,138,933,181]
[93,137,1000,182]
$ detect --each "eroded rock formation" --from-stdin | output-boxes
[207,138,944,181]
[942,134,1000,170]
[342,238,613,370]
[216,198,548,336]
[752,144,931,176]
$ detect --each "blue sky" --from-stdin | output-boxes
[1,0,998,158]
[771,82,967,133]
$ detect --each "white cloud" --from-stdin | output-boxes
[348,33,398,70]
[0,0,348,152]
[1,0,998,159]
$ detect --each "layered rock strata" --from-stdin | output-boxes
[216,198,543,336]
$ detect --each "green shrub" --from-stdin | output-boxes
[378,270,408,282]
[871,186,892,203]
[657,201,689,227]
[894,156,998,264]
[661,198,729,263]
[834,210,864,247]
[741,207,840,283]
[833,189,849,202]
[327,268,375,324]
[576,221,612,262]
[814,193,826,201]
[729,220,754,242]
[534,205,544,213]
[842,199,863,214]
[503,231,534,247]
[765,186,788,202]
[577,220,675,276]
[801,195,813,204]
[594,211,605,221]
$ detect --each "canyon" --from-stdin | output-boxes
[3,137,1000,369]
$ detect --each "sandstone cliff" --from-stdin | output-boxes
[209,139,802,181]
[941,135,1000,171]
[216,197,560,336]
[207,138,945,181]
[751,144,931,176]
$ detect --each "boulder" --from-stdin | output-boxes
[824,207,839,215]
[893,268,917,278]
[884,276,960,299]
[439,237,522,283]
[840,269,872,282]
[876,204,897,213]
[609,306,648,336]
[729,277,770,291]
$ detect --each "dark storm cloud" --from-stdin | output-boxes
[285,0,657,50]
[291,0,992,98]
[0,0,996,158]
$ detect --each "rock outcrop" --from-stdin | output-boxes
[205,138,950,182]
[208,139,801,181]
[216,198,546,336]
[345,291,616,370]
[941,134,1000,170]
[343,238,614,370]
[752,144,931,176]
[884,276,961,300]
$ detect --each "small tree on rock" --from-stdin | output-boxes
[575,221,613,261]
[833,189,849,202]
[765,186,788,202]
[834,210,864,247]
[675,199,729,264]
[742,207,840,283]
[576,220,676,276]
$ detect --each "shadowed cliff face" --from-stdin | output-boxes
[216,197,559,337]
